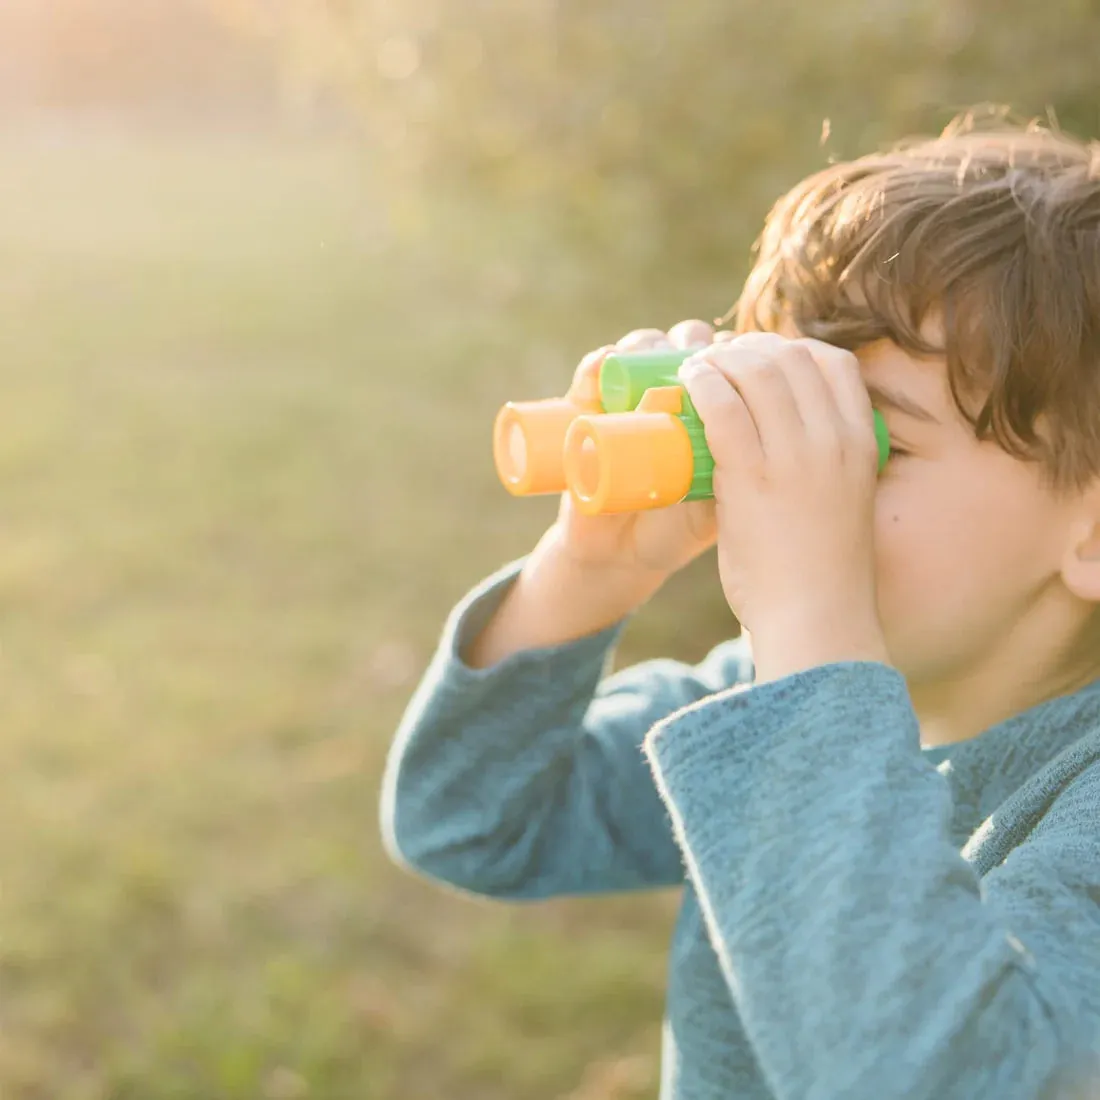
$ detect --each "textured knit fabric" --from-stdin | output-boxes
[379,557,1100,1100]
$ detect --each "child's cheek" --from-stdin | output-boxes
[871,486,920,619]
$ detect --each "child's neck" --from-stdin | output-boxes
[911,648,1095,748]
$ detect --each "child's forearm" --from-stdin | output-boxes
[462,530,666,669]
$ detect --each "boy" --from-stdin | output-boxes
[380,107,1100,1098]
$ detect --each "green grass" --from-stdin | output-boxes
[0,130,742,1099]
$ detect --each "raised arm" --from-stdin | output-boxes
[380,556,754,900]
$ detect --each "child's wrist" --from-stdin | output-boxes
[530,530,669,607]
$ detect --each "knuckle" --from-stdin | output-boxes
[697,346,732,370]
[578,344,612,368]
[573,345,613,385]
[732,330,787,350]
[616,328,671,352]
[742,358,784,389]
[696,344,780,387]
[668,319,715,348]
[784,342,822,371]
[798,337,860,374]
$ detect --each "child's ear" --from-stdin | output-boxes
[1061,503,1100,603]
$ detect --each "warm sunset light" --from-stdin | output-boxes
[3,4,1100,1099]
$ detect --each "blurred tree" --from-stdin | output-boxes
[221,0,1100,281]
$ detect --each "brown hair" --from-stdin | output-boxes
[727,104,1100,496]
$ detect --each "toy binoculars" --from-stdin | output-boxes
[493,346,890,515]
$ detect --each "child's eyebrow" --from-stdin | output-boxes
[864,381,942,425]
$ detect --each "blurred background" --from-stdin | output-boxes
[1,2,1098,1097]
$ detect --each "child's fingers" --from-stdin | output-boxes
[678,356,764,475]
[571,327,671,401]
[719,334,858,460]
[668,319,714,349]
[692,341,805,464]
[614,328,672,352]
[796,338,878,442]
[569,344,616,401]
[772,341,844,438]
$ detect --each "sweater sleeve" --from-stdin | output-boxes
[379,556,754,901]
[644,661,1100,1100]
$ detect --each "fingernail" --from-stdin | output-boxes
[678,357,706,380]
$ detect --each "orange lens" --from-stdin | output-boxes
[493,398,590,496]
[564,412,694,515]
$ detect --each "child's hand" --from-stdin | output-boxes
[548,320,725,583]
[677,332,890,680]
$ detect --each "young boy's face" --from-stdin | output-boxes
[854,323,1086,694]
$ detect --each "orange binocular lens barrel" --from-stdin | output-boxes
[563,408,695,515]
[492,396,597,496]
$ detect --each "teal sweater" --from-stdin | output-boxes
[380,558,1100,1099]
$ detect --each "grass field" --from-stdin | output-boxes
[0,129,746,1100]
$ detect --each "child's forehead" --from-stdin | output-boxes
[856,335,984,432]
[857,336,945,391]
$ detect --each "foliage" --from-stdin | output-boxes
[225,0,1100,279]
[7,5,1100,1097]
